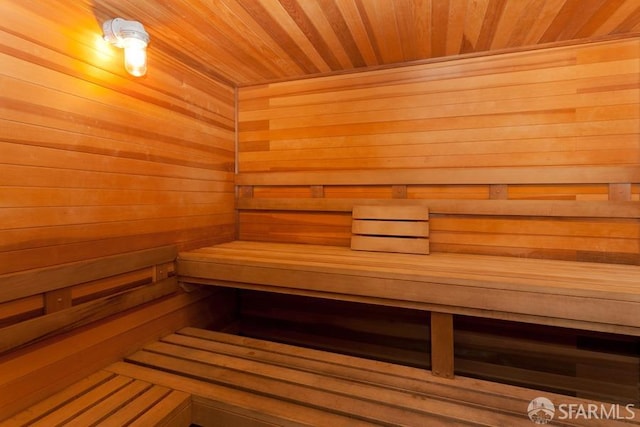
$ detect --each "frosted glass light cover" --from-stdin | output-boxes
[103,18,149,77]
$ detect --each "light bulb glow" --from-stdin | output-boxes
[123,39,147,77]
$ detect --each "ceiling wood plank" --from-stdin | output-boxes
[86,0,640,87]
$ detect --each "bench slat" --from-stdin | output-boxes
[1,371,116,426]
[352,219,429,237]
[127,347,454,426]
[123,332,539,426]
[172,328,529,413]
[28,375,134,427]
[107,362,380,427]
[66,379,151,426]
[128,390,191,427]
[1,373,191,427]
[351,235,430,254]
[353,205,429,221]
[119,328,639,426]
[97,385,175,427]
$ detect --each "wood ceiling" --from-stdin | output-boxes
[92,0,640,87]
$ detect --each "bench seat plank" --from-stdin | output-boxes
[1,372,190,427]
[178,241,640,335]
[116,328,639,426]
[107,363,381,427]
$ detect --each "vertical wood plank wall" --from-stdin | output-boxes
[0,0,236,276]
[238,38,640,263]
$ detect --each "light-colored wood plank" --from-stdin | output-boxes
[107,362,379,427]
[609,183,633,201]
[352,205,429,221]
[98,385,175,427]
[124,343,522,425]
[28,374,134,427]
[65,379,152,426]
[352,220,429,237]
[236,39,638,263]
[238,198,640,218]
[236,166,640,186]
[127,390,191,427]
[351,236,430,254]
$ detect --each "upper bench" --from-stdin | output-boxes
[177,240,640,336]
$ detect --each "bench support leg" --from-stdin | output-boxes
[430,311,454,378]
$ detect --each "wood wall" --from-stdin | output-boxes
[237,38,640,263]
[0,0,236,276]
[0,2,237,418]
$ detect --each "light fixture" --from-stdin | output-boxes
[103,18,149,77]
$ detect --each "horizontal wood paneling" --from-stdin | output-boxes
[237,39,640,263]
[0,1,236,275]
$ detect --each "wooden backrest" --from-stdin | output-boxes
[0,246,178,354]
[351,206,429,254]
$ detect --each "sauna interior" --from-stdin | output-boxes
[1,0,639,425]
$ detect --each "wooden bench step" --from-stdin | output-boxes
[1,371,191,427]
[178,241,640,336]
[110,327,640,426]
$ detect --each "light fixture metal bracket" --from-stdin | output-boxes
[103,18,149,47]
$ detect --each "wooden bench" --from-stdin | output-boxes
[1,371,191,427]
[177,240,640,381]
[5,327,639,425]
[107,327,640,426]
[0,245,225,420]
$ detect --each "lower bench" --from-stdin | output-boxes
[5,327,639,426]
[111,328,639,426]
[1,371,190,427]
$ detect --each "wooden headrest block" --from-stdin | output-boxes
[351,206,429,254]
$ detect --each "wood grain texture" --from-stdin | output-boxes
[237,39,640,262]
[75,0,640,86]
[351,205,430,254]
[430,312,454,378]
[3,372,191,427]
[109,328,640,426]
[0,1,236,275]
[178,241,640,335]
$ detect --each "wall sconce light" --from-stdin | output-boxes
[103,18,149,77]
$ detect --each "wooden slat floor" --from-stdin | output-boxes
[110,327,640,427]
[178,241,640,335]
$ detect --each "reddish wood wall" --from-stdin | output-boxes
[237,38,640,263]
[0,1,236,275]
[0,3,238,417]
